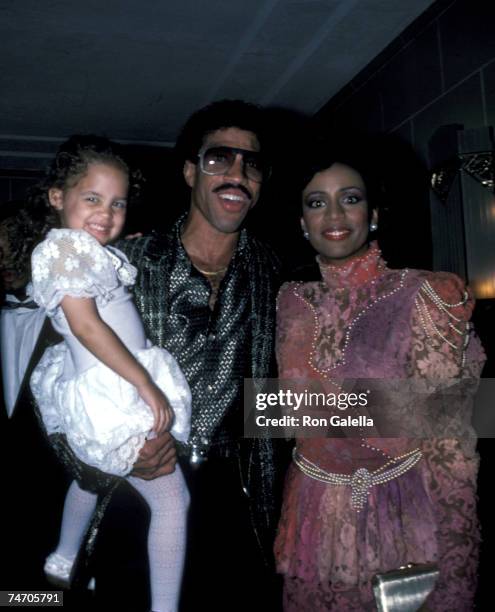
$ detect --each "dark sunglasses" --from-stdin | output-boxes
[198,145,270,183]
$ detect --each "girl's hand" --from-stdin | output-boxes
[137,380,174,435]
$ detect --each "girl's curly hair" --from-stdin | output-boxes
[0,200,52,283]
[28,134,143,231]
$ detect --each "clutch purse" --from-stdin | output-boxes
[372,563,439,612]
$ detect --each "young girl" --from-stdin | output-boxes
[29,135,191,612]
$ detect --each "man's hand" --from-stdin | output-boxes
[131,430,177,480]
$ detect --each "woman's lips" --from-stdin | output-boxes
[322,229,351,241]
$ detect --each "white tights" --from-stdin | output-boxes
[53,470,189,612]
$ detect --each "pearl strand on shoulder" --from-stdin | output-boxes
[414,279,471,369]
[422,280,468,313]
[415,292,464,349]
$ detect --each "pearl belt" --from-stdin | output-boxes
[292,447,422,511]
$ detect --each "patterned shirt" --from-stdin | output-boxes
[119,216,280,460]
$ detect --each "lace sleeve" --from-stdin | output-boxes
[30,229,118,314]
[409,273,484,610]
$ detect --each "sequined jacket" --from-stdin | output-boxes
[119,217,286,559]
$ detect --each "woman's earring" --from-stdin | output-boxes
[303,230,309,239]
[369,222,378,232]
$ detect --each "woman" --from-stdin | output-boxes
[274,145,484,610]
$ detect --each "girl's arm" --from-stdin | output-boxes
[61,295,172,434]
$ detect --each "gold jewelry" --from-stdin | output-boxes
[193,264,228,276]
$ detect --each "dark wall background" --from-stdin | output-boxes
[0,171,40,203]
[317,0,495,161]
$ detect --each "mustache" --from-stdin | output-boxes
[213,183,252,200]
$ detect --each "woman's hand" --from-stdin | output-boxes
[137,380,174,435]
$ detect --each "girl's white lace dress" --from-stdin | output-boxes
[30,228,191,476]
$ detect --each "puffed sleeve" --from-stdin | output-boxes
[30,229,119,314]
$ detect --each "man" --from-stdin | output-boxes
[120,99,285,611]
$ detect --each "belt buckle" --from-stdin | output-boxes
[189,443,208,469]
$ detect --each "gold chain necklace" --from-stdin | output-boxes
[193,264,228,276]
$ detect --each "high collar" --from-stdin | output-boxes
[316,241,386,289]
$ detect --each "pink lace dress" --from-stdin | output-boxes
[274,243,485,611]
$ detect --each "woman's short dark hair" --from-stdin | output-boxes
[175,99,268,165]
[299,138,383,213]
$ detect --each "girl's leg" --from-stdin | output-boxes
[129,468,189,612]
[46,480,97,579]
